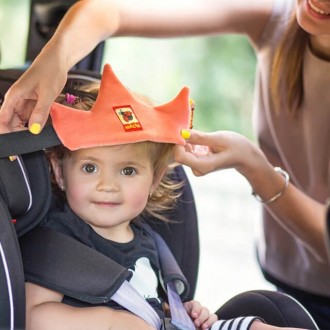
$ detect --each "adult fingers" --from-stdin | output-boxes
[0,103,15,133]
[182,129,220,148]
[174,144,220,176]
[0,94,30,133]
[28,97,54,134]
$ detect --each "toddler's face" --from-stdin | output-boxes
[53,144,156,241]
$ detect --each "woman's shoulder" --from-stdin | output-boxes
[256,0,295,50]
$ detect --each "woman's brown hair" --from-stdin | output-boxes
[271,12,309,115]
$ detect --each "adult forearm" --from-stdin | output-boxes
[41,0,274,71]
[244,161,328,263]
[267,184,326,263]
[176,130,329,262]
[45,0,121,71]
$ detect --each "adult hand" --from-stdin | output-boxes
[174,129,266,177]
[0,0,120,135]
[0,46,67,134]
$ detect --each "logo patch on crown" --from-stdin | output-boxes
[113,105,143,132]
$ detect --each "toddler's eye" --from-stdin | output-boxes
[121,167,136,176]
[82,163,97,173]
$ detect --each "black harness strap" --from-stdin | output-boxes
[0,156,31,217]
[19,225,190,305]
[151,230,190,301]
[20,226,131,304]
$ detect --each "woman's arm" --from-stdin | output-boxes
[174,130,328,263]
[25,282,155,330]
[0,0,273,134]
[41,0,275,66]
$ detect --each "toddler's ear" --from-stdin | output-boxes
[50,157,65,189]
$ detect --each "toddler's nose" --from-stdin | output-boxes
[97,173,119,192]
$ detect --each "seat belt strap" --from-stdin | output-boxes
[167,281,195,330]
[111,280,162,329]
[111,280,196,330]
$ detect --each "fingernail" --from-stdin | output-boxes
[9,155,17,161]
[181,129,191,140]
[29,123,41,135]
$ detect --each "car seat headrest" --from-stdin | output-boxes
[0,156,32,217]
[0,69,101,237]
[0,127,61,237]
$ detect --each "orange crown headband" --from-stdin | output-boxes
[50,64,193,151]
